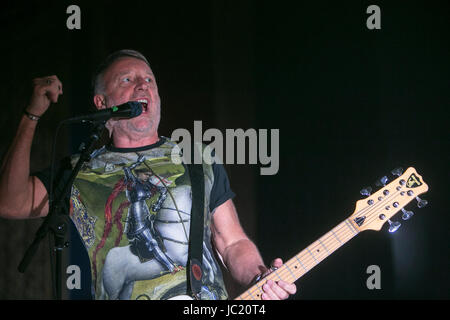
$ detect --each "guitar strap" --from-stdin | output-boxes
[186,142,205,300]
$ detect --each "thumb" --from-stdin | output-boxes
[271,258,283,269]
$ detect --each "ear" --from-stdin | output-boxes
[93,94,107,109]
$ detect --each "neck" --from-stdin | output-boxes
[111,131,159,148]
[235,218,360,300]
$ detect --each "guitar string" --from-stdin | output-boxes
[352,186,403,219]
[362,191,407,228]
[237,220,358,299]
[237,191,406,300]
[241,193,407,300]
[240,177,416,299]
[237,191,407,300]
[237,231,353,300]
[240,212,366,299]
[239,208,378,299]
[237,221,359,299]
[290,191,406,279]
[238,212,379,300]
[350,191,401,232]
[353,178,420,224]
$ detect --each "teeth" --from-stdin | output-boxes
[136,99,148,112]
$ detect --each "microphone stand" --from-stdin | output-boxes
[18,120,106,300]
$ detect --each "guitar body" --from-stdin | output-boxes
[167,295,194,300]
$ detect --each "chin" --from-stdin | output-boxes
[128,117,156,134]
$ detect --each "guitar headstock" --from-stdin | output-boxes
[349,167,429,232]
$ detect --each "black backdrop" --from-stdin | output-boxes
[0,0,448,300]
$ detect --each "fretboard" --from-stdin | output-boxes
[234,218,360,300]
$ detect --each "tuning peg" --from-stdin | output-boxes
[401,208,414,220]
[375,176,389,187]
[416,196,428,208]
[391,167,403,177]
[360,186,372,196]
[388,219,401,233]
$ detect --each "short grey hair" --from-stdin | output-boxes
[92,49,151,95]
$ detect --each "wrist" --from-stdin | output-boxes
[23,109,41,121]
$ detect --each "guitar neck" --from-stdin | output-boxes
[235,218,360,300]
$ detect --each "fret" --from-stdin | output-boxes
[295,255,308,272]
[344,219,358,235]
[318,239,329,254]
[307,243,324,263]
[331,229,342,244]
[247,290,256,300]
[299,251,315,270]
[236,219,359,300]
[306,247,318,263]
[324,228,345,252]
[284,263,297,281]
[272,269,282,281]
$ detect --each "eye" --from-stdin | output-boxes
[145,77,152,83]
[122,77,131,83]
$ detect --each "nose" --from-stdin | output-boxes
[135,77,149,91]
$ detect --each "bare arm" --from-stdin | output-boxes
[211,199,265,286]
[0,76,63,219]
[211,199,297,299]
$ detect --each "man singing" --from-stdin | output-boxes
[0,49,296,300]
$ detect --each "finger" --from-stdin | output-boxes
[277,280,297,295]
[261,280,280,300]
[44,76,62,93]
[51,75,63,94]
[33,76,62,91]
[46,87,60,103]
[32,78,55,95]
[267,280,290,300]
[43,77,62,103]
[33,76,55,86]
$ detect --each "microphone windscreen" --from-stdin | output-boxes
[128,101,143,117]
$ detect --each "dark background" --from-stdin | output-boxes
[0,0,448,300]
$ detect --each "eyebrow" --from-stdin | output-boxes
[115,70,154,78]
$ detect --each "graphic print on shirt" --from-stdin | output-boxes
[70,187,97,249]
[69,143,227,300]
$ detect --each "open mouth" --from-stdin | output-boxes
[136,99,149,113]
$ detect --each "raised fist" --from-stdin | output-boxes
[26,75,63,116]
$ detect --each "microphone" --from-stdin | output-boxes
[64,101,143,123]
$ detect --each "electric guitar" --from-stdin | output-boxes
[234,166,428,300]
[169,167,428,300]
